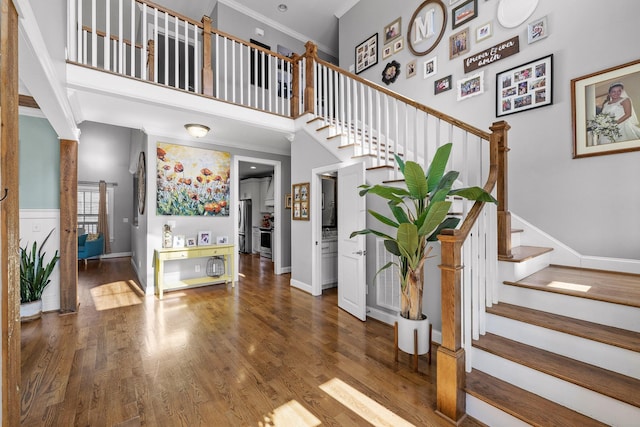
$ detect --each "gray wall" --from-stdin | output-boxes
[339,0,640,260]
[78,121,135,255]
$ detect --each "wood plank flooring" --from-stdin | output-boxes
[21,255,483,426]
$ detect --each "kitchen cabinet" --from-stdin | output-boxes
[260,177,272,212]
[252,227,261,254]
[321,240,338,286]
[240,178,260,201]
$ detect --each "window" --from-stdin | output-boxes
[78,185,114,240]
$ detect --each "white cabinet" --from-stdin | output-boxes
[321,240,338,286]
[252,227,260,253]
[240,178,260,201]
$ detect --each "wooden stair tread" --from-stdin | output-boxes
[487,302,640,353]
[498,245,553,262]
[473,333,640,408]
[466,370,608,427]
[504,265,640,308]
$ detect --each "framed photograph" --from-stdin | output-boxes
[571,59,640,158]
[186,237,197,247]
[424,57,437,79]
[393,38,404,53]
[355,33,378,75]
[452,0,478,29]
[496,54,553,117]
[173,235,185,248]
[285,193,292,209]
[407,60,417,78]
[197,231,211,246]
[216,236,228,244]
[457,71,484,101]
[476,21,492,43]
[450,0,462,4]
[527,16,548,44]
[382,44,392,60]
[383,17,402,45]
[292,183,310,220]
[435,75,453,95]
[449,28,470,60]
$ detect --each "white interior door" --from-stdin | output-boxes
[337,162,367,321]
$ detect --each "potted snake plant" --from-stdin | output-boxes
[20,229,60,321]
[350,143,496,354]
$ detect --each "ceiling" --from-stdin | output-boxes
[150,0,361,56]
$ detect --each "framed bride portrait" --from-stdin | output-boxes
[571,59,640,158]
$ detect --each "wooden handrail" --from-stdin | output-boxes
[304,51,491,140]
[135,0,204,28]
[82,25,143,49]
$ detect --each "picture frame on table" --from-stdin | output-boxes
[452,0,478,29]
[173,235,185,248]
[186,237,197,247]
[527,15,548,44]
[435,75,452,95]
[449,28,470,60]
[383,17,402,45]
[197,231,211,246]
[424,57,437,79]
[571,58,640,158]
[355,33,378,75]
[496,54,553,117]
[475,21,492,43]
[457,71,485,101]
[216,236,228,244]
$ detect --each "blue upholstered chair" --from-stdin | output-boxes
[78,233,104,267]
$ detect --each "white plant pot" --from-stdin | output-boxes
[20,300,43,322]
[397,314,430,355]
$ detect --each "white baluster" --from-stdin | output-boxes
[130,0,135,77]
[91,0,97,67]
[104,0,110,70]
[141,3,146,79]
[118,0,123,74]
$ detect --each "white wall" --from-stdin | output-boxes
[339,0,640,260]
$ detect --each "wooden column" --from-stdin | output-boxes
[436,230,466,424]
[290,53,300,117]
[147,39,155,82]
[491,121,512,259]
[59,139,78,313]
[1,0,21,423]
[303,41,317,115]
[201,16,214,97]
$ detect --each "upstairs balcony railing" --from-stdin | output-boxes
[66,0,512,423]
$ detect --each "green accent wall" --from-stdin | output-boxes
[19,115,60,209]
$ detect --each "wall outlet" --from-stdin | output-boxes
[195,264,200,273]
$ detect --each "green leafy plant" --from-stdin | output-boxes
[20,229,60,303]
[350,143,497,320]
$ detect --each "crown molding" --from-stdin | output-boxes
[217,0,337,57]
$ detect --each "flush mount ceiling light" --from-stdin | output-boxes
[277,4,288,12]
[184,123,210,138]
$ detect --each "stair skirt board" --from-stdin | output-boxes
[498,284,640,332]
[466,394,531,427]
[471,348,640,426]
[486,314,640,379]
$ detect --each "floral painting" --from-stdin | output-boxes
[156,142,230,216]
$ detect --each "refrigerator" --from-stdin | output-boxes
[238,199,252,253]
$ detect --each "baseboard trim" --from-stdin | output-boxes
[290,278,312,294]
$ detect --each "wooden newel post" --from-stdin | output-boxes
[201,16,214,97]
[291,53,300,117]
[437,230,466,424]
[490,121,512,259]
[303,41,317,114]
[147,39,155,82]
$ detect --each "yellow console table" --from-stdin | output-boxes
[154,244,235,299]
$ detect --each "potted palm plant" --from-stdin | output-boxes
[20,229,60,321]
[351,143,496,354]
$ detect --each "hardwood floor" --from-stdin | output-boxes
[21,255,483,426]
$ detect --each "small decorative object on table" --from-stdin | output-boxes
[162,224,173,248]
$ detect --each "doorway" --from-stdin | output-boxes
[234,156,282,279]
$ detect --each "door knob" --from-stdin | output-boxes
[353,250,366,255]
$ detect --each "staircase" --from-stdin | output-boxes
[465,227,640,426]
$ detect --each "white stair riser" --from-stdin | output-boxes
[486,313,640,379]
[498,284,640,332]
[471,349,640,427]
[466,394,530,427]
[498,253,551,282]
[510,231,521,248]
